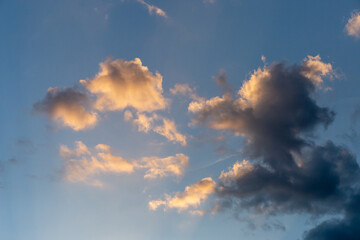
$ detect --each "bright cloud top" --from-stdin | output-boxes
[149,177,216,212]
[81,58,167,113]
[33,87,98,131]
[345,11,360,38]
[60,141,188,186]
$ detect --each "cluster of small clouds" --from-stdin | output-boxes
[148,55,360,239]
[60,141,188,186]
[34,57,187,146]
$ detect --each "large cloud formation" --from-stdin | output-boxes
[151,55,360,239]
[81,58,167,113]
[60,141,188,186]
[33,87,98,131]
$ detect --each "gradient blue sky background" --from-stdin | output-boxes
[2,0,360,239]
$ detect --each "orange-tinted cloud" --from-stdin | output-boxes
[124,111,187,145]
[149,177,215,212]
[345,11,360,38]
[81,58,167,113]
[140,154,188,179]
[33,87,98,131]
[60,141,188,186]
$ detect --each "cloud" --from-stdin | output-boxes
[124,111,187,145]
[140,154,188,179]
[301,55,336,86]
[81,58,167,113]
[189,56,335,167]
[217,142,359,215]
[137,0,167,18]
[304,192,360,240]
[59,141,91,157]
[60,141,188,186]
[345,11,360,38]
[203,0,216,4]
[149,177,216,212]
[170,83,203,102]
[174,55,360,237]
[33,87,98,131]
[63,142,134,186]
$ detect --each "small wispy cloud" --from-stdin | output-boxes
[137,0,167,18]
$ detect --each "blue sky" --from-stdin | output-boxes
[2,0,360,239]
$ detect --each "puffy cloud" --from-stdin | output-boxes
[33,87,98,131]
[60,142,188,186]
[301,55,336,86]
[81,58,167,113]
[124,111,187,145]
[136,0,167,18]
[345,11,360,38]
[183,56,360,237]
[217,142,359,215]
[149,177,216,212]
[140,154,188,179]
[189,56,335,170]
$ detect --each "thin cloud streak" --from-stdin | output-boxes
[136,0,167,18]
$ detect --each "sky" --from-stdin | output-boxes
[2,0,360,239]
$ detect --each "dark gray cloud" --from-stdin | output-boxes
[218,141,359,215]
[304,192,360,240]
[189,57,360,238]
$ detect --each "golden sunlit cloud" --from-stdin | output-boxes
[345,11,360,38]
[60,142,189,186]
[149,177,215,212]
[301,55,336,86]
[124,111,187,145]
[81,58,167,113]
[34,87,98,131]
